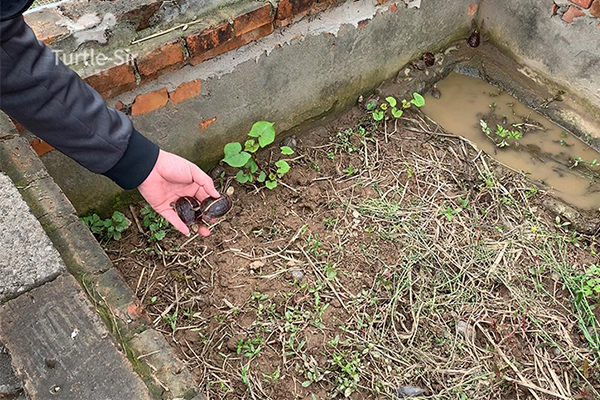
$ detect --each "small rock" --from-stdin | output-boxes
[553,347,561,357]
[226,337,239,352]
[431,85,441,99]
[457,320,476,342]
[290,268,304,282]
[281,136,298,150]
[411,59,427,71]
[248,261,264,272]
[422,52,435,67]
[396,385,426,398]
[543,198,600,235]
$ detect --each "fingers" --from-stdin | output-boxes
[190,164,220,198]
[198,224,211,237]
[159,208,190,236]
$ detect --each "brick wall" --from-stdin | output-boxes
[20,0,369,156]
[558,0,600,23]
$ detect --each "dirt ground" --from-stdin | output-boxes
[106,105,600,400]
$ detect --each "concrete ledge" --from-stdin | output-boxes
[0,274,151,400]
[0,113,206,398]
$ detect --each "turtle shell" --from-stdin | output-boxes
[174,196,200,225]
[467,29,480,48]
[200,193,233,224]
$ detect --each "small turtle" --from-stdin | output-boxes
[199,190,233,224]
[422,52,435,67]
[411,59,427,71]
[173,196,201,226]
[431,84,441,99]
[467,29,480,48]
[172,187,234,227]
[209,165,226,180]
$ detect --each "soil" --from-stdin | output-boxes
[106,105,600,400]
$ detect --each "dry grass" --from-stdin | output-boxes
[109,109,599,399]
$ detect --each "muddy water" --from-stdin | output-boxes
[422,73,600,210]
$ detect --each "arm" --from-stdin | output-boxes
[0,16,219,236]
[0,15,158,189]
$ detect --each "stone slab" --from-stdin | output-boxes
[0,343,23,397]
[0,274,151,400]
[0,172,64,303]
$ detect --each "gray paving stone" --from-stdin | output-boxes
[0,343,23,397]
[0,173,64,303]
[0,274,151,400]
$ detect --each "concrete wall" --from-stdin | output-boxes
[36,0,477,213]
[478,0,600,116]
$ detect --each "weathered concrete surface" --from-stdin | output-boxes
[0,173,64,302]
[479,0,600,126]
[0,274,151,400]
[0,343,25,398]
[39,0,477,213]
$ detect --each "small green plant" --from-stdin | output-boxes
[222,121,294,189]
[480,120,523,148]
[140,204,169,241]
[440,205,460,221]
[81,211,131,241]
[369,93,425,122]
[237,337,263,358]
[573,265,600,300]
[343,164,356,176]
[163,310,178,332]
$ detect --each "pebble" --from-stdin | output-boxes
[396,386,426,398]
[289,268,304,282]
[457,320,476,342]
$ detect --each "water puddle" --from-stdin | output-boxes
[422,73,600,210]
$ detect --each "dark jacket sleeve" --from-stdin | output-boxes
[0,16,159,190]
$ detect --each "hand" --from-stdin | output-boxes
[137,150,220,236]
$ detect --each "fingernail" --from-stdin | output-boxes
[185,232,190,237]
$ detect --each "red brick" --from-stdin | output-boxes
[186,23,233,61]
[199,117,217,131]
[390,3,397,12]
[84,62,136,99]
[9,118,25,133]
[169,79,202,104]
[30,139,54,156]
[131,88,169,116]
[591,0,600,17]
[357,19,370,29]
[136,39,186,79]
[233,3,273,36]
[275,0,315,21]
[24,8,68,44]
[468,3,478,17]
[562,5,586,22]
[569,0,593,8]
[190,23,273,65]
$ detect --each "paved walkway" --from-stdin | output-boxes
[0,172,151,400]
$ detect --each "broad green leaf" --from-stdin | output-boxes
[248,121,276,148]
[366,102,377,111]
[265,180,278,190]
[386,96,397,107]
[410,92,425,107]
[373,109,384,121]
[236,170,249,183]
[280,146,294,155]
[245,158,259,174]
[275,160,290,174]
[257,171,267,182]
[223,142,251,167]
[244,139,259,153]
[391,107,403,118]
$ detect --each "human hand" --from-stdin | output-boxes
[137,150,220,236]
